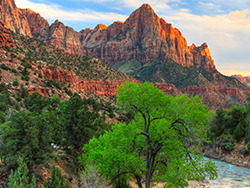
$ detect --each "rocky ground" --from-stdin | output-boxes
[201,141,250,168]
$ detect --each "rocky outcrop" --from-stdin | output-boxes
[48,20,85,55]
[181,85,250,108]
[0,20,13,49]
[0,0,216,72]
[31,63,139,96]
[20,8,49,41]
[189,43,215,71]
[84,4,195,67]
[232,74,250,87]
[78,78,139,95]
[0,0,31,36]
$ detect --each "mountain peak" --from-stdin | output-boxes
[139,3,154,12]
[94,24,107,31]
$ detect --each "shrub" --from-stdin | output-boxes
[81,163,111,188]
[225,142,234,151]
[247,142,250,150]
[44,165,69,188]
[25,82,29,85]
[216,134,235,151]
[13,79,19,86]
[8,157,39,188]
[0,63,11,71]
[233,122,245,141]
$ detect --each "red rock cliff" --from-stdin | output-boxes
[0,0,216,72]
[0,20,13,49]
[232,74,250,87]
[0,0,31,36]
[20,8,49,42]
[48,20,85,55]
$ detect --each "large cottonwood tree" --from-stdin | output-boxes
[81,82,217,188]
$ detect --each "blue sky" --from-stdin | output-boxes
[15,0,250,76]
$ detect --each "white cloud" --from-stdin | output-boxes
[199,2,219,8]
[15,0,127,23]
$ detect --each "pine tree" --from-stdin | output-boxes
[8,157,38,188]
[44,165,69,188]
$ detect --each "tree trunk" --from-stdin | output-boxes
[145,174,151,188]
[135,175,143,188]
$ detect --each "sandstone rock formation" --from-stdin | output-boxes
[0,0,31,36]
[232,74,250,87]
[20,8,49,42]
[0,20,13,49]
[0,0,216,72]
[31,63,140,96]
[189,43,215,71]
[48,20,85,55]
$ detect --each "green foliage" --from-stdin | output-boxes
[233,122,245,141]
[47,79,61,90]
[21,75,30,81]
[0,63,11,71]
[8,157,39,188]
[24,92,53,113]
[4,45,10,52]
[44,165,69,188]
[0,111,53,175]
[225,142,235,151]
[38,73,42,78]
[225,105,247,134]
[20,83,29,98]
[247,142,250,150]
[60,94,107,161]
[81,82,217,188]
[114,178,132,188]
[215,134,235,151]
[12,78,19,86]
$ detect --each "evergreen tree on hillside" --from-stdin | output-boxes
[8,157,39,188]
[60,94,107,170]
[0,111,53,180]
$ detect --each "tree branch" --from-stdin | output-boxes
[110,171,132,185]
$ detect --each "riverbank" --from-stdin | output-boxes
[201,142,250,168]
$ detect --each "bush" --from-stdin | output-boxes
[225,142,234,151]
[12,79,19,86]
[247,142,250,150]
[8,157,39,188]
[44,165,69,188]
[38,73,43,78]
[216,134,235,151]
[233,122,245,141]
[0,63,11,71]
[81,163,111,188]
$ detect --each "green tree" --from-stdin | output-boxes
[61,94,107,164]
[0,111,53,180]
[8,157,39,188]
[44,165,69,188]
[81,82,217,188]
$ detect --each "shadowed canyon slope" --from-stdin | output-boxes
[0,0,250,108]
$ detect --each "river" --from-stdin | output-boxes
[203,157,250,188]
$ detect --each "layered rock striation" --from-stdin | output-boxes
[0,0,31,36]
[0,20,13,49]
[0,0,216,72]
[232,74,250,87]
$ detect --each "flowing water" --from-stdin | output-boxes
[203,157,250,188]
